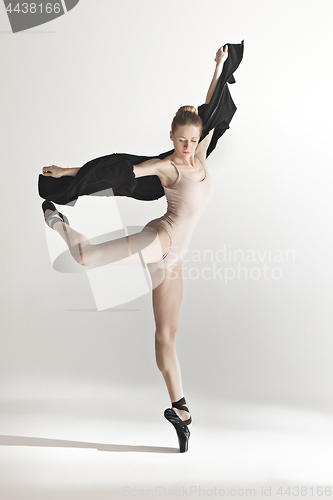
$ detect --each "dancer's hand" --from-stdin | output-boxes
[214,44,228,65]
[42,165,64,178]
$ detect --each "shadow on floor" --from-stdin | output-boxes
[0,435,178,453]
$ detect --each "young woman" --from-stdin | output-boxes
[41,43,240,453]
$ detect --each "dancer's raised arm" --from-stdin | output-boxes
[196,44,229,159]
[205,44,228,104]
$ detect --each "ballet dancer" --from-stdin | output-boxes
[41,43,240,452]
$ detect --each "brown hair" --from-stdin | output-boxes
[171,105,203,136]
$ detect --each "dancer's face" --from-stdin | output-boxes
[170,125,201,160]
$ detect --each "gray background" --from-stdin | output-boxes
[1,0,333,414]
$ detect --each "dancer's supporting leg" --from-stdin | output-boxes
[43,208,170,268]
[149,258,191,423]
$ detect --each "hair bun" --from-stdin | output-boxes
[171,104,203,135]
[176,105,198,116]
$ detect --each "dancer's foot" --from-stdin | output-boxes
[164,397,192,453]
[42,200,69,229]
[169,397,192,426]
[172,407,191,424]
[44,208,53,220]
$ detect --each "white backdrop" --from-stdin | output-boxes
[1,0,333,415]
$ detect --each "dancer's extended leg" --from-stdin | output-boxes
[43,208,168,268]
[149,259,191,424]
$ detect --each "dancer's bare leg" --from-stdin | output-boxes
[149,259,191,423]
[43,209,170,268]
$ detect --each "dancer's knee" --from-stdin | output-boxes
[155,326,178,373]
[155,325,179,345]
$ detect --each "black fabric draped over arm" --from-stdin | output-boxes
[38,40,244,206]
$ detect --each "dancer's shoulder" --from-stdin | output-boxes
[155,157,180,188]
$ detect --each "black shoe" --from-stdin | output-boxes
[164,396,192,453]
[42,200,69,229]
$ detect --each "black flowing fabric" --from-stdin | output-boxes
[38,40,244,206]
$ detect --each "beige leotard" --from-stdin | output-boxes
[145,155,214,268]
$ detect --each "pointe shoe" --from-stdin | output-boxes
[42,200,69,229]
[164,396,192,453]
